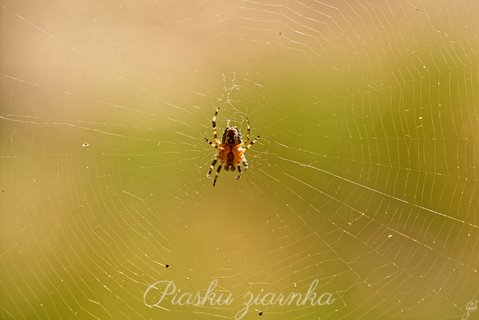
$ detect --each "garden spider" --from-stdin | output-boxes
[204,107,260,186]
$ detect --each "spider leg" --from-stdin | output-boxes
[213,164,222,186]
[204,137,218,148]
[207,158,217,177]
[212,107,220,143]
[242,158,249,171]
[244,135,260,151]
[236,165,242,180]
[244,117,251,144]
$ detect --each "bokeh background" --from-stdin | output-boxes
[1,0,479,319]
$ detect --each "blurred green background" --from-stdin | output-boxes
[1,0,479,319]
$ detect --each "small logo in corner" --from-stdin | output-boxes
[462,299,478,320]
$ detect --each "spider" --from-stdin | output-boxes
[204,107,260,186]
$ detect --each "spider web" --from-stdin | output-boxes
[1,0,479,319]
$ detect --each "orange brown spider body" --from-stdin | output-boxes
[204,107,259,186]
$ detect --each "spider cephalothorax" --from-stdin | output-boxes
[204,108,260,186]
[223,125,242,145]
